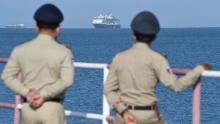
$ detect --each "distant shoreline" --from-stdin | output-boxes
[0,27,220,29]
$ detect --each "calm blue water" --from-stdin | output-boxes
[1,28,220,124]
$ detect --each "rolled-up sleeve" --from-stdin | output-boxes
[154,56,205,93]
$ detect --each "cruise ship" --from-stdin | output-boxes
[92,14,120,29]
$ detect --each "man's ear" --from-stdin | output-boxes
[131,34,137,41]
[35,25,39,33]
[56,27,61,34]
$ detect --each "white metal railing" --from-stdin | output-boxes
[1,58,220,124]
[0,59,112,124]
[73,62,111,124]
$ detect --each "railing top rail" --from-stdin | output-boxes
[1,58,220,77]
[172,68,220,78]
[74,62,107,69]
[0,58,107,69]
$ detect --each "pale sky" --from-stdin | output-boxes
[0,0,220,28]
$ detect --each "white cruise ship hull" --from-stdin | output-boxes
[93,24,120,29]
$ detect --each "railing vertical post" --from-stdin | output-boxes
[13,74,21,124]
[102,66,110,124]
[192,80,201,124]
[14,95,21,124]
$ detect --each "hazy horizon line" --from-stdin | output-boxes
[1,26,220,29]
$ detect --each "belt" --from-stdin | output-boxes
[124,102,161,120]
[23,98,63,103]
[125,104,155,110]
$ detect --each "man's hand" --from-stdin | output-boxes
[201,64,212,70]
[26,89,38,103]
[26,89,44,109]
[123,111,137,124]
[31,94,44,109]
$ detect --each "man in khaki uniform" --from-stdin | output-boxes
[1,4,74,124]
[104,11,210,124]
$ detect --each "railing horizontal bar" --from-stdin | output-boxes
[2,58,220,77]
[65,110,105,120]
[202,71,220,77]
[0,58,107,69]
[0,103,114,121]
[0,103,16,109]
[172,68,220,78]
[74,62,107,69]
[0,58,8,62]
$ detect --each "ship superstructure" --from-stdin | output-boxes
[92,14,120,29]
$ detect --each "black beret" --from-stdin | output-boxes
[34,3,63,25]
[131,11,160,35]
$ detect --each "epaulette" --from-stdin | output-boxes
[17,40,31,47]
[119,47,131,53]
[60,43,72,50]
[157,51,167,58]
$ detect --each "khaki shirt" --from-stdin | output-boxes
[104,42,204,114]
[1,34,74,100]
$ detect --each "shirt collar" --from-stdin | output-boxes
[133,42,150,50]
[36,34,55,42]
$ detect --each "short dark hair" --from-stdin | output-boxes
[134,32,156,44]
[36,22,59,31]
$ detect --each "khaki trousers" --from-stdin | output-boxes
[115,110,167,124]
[22,102,66,124]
